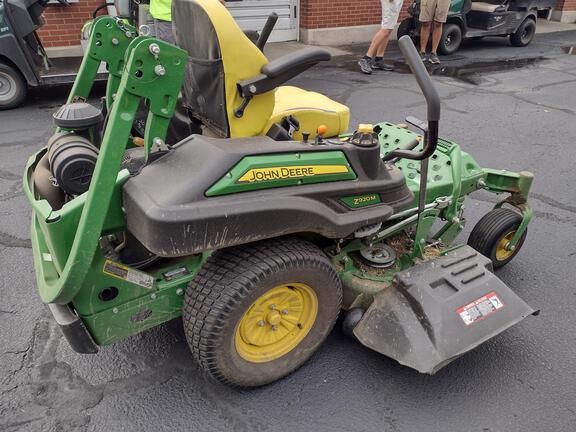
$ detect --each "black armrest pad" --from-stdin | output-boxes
[261,48,331,78]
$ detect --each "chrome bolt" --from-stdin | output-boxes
[151,293,157,300]
[154,64,166,76]
[112,307,119,314]
[271,325,278,331]
[257,320,265,327]
[176,288,184,296]
[149,43,161,55]
[269,304,276,310]
[111,37,119,46]
[281,309,289,315]
[249,84,257,94]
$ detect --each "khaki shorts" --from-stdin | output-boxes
[419,0,451,23]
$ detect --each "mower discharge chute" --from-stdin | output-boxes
[23,0,536,387]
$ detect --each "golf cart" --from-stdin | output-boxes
[24,0,538,387]
[398,0,556,55]
[0,0,138,109]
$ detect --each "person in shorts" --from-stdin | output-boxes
[358,0,404,74]
[419,0,451,64]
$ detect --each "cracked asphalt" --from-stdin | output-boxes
[1,31,576,432]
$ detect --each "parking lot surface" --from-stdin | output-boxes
[1,31,576,432]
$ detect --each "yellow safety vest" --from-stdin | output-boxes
[150,0,172,21]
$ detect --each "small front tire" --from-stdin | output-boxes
[468,208,527,268]
[183,237,342,387]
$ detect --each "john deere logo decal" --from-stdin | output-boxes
[238,165,349,183]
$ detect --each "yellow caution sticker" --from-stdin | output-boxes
[103,259,154,289]
[238,165,349,183]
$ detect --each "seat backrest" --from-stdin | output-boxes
[173,0,275,138]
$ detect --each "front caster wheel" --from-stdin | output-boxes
[183,237,342,387]
[468,208,527,269]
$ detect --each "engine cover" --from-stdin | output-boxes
[123,135,413,257]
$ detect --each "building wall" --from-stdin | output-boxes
[300,0,411,30]
[37,0,576,49]
[553,0,576,22]
[37,0,105,47]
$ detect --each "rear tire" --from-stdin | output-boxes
[397,19,417,44]
[183,237,342,387]
[0,62,27,110]
[438,23,462,56]
[510,19,536,47]
[468,208,527,269]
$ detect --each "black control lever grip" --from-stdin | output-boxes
[256,13,279,52]
[383,36,441,162]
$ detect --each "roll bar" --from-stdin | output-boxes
[382,36,441,163]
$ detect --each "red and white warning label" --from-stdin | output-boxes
[457,291,505,326]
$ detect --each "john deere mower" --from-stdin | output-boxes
[23,0,537,387]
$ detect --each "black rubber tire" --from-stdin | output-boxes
[0,62,27,110]
[510,19,536,47]
[438,23,462,56]
[183,237,342,387]
[397,18,416,42]
[468,208,527,269]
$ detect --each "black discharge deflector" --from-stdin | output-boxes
[353,246,535,374]
[122,135,413,257]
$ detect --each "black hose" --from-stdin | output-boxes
[92,2,113,20]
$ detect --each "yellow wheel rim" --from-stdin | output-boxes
[495,231,516,261]
[235,283,318,363]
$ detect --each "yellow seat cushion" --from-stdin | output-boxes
[264,86,350,140]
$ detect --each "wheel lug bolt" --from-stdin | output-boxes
[281,309,289,315]
[269,304,276,310]
[257,320,265,327]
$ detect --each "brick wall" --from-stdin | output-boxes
[37,0,106,47]
[555,0,576,11]
[300,0,412,30]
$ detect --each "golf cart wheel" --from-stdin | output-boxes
[510,19,536,47]
[0,62,27,110]
[397,19,417,44]
[468,208,527,269]
[183,237,342,387]
[438,23,462,56]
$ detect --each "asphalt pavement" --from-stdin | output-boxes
[1,30,576,432]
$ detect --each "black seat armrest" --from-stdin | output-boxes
[261,47,331,78]
[237,48,331,99]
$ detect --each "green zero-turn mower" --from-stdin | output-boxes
[23,0,537,387]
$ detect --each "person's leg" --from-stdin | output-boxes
[429,0,450,63]
[431,21,443,54]
[419,22,432,54]
[370,0,403,71]
[359,29,389,74]
[154,19,177,45]
[367,29,393,58]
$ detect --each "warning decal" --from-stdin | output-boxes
[457,291,505,326]
[103,260,154,289]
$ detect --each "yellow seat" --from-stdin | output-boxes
[266,86,350,140]
[173,0,350,140]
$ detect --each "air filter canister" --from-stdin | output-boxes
[47,132,99,196]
